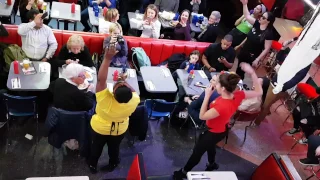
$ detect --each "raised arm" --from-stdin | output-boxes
[235,15,245,26]
[96,44,118,93]
[199,85,219,120]
[240,0,255,25]
[240,63,263,99]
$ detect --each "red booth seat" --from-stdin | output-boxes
[0,25,210,66]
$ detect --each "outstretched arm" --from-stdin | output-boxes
[240,0,255,25]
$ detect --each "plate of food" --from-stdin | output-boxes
[84,71,93,81]
[169,20,178,27]
[78,79,89,90]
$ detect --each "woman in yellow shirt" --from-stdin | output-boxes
[87,43,140,174]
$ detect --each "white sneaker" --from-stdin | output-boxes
[299,138,308,144]
[286,128,300,136]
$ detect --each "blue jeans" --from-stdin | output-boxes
[81,8,91,30]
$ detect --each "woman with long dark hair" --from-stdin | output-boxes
[235,0,275,79]
[229,3,266,48]
[173,63,263,179]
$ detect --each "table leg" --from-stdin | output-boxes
[74,22,77,31]
[57,19,59,29]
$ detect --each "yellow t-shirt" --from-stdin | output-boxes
[91,89,140,136]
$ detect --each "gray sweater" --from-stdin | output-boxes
[155,0,179,13]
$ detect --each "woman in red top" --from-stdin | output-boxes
[173,63,263,179]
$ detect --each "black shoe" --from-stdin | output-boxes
[299,158,319,166]
[86,159,98,174]
[205,162,219,171]
[101,163,118,172]
[173,169,187,180]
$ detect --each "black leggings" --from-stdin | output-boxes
[88,128,125,167]
[183,130,226,171]
[236,50,257,79]
[228,28,247,48]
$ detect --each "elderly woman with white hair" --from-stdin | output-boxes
[197,11,221,43]
[49,63,94,112]
[57,35,94,67]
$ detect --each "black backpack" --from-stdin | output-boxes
[164,53,187,73]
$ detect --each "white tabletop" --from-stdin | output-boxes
[17,2,51,19]
[88,7,103,27]
[187,171,238,180]
[50,1,81,21]
[140,66,177,93]
[128,12,144,30]
[107,67,140,95]
[7,61,51,91]
[26,176,89,180]
[273,18,302,42]
[177,69,210,96]
[0,0,15,17]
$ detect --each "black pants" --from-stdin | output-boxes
[88,129,125,167]
[236,50,257,79]
[183,130,226,171]
[292,108,318,138]
[307,135,320,161]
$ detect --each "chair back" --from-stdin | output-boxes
[251,153,292,180]
[144,99,176,116]
[3,93,37,116]
[59,0,78,4]
[127,153,147,180]
[297,83,319,100]
[271,41,282,51]
[234,110,260,122]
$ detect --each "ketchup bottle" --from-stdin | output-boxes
[103,7,108,16]
[113,70,119,81]
[71,3,75,13]
[13,61,19,74]
[7,0,12,5]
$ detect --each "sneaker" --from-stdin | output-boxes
[173,169,187,180]
[286,128,300,136]
[298,138,308,144]
[299,158,319,166]
[205,162,219,171]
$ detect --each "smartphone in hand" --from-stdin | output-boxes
[41,12,48,19]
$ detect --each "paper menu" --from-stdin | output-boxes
[52,10,59,17]
[39,63,48,73]
[198,70,207,79]
[146,81,155,90]
[127,69,136,78]
[11,78,21,89]
[107,83,113,92]
[161,68,170,77]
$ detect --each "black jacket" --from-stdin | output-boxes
[129,105,148,141]
[45,107,93,157]
[57,45,94,67]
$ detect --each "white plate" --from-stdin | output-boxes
[84,71,93,81]
[78,79,89,90]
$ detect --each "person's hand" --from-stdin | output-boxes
[119,73,128,81]
[252,59,260,68]
[209,67,216,72]
[316,146,320,156]
[240,0,248,5]
[104,44,119,60]
[34,13,43,25]
[66,59,73,64]
[28,0,35,5]
[219,57,227,63]
[110,36,117,44]
[192,95,200,100]
[300,118,308,124]
[184,96,191,103]
[160,34,164,39]
[41,57,48,62]
[205,84,214,97]
[240,62,254,75]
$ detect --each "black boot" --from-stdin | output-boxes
[86,160,98,174]
[101,159,120,172]
[173,169,187,180]
[205,162,219,171]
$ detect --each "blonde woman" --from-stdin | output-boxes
[102,23,129,67]
[137,4,161,39]
[99,8,121,34]
[57,35,94,67]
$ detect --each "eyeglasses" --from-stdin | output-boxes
[261,16,267,20]
[78,72,86,79]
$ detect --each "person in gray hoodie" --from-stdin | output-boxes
[155,0,179,13]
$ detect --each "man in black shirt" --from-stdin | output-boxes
[49,63,94,112]
[202,34,236,77]
[197,11,221,43]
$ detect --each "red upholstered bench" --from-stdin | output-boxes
[0,25,210,66]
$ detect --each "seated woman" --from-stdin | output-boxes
[103,23,129,67]
[57,35,94,67]
[197,11,221,43]
[49,63,95,112]
[136,4,161,39]
[99,8,121,34]
[161,9,191,41]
